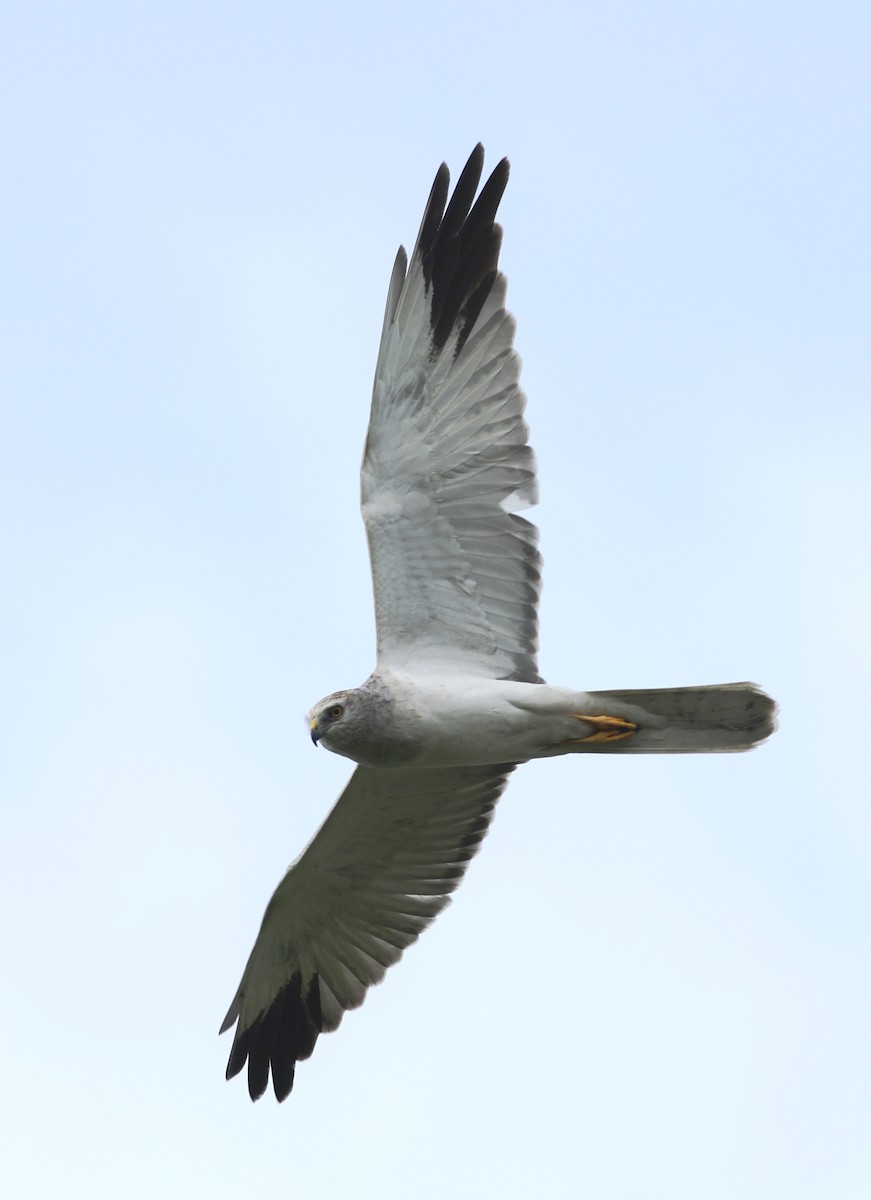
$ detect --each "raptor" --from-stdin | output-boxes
[220,146,776,1102]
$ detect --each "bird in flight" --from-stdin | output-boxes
[220,145,776,1102]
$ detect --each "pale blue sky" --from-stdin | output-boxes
[2,3,869,1197]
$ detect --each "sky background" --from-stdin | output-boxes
[2,2,869,1197]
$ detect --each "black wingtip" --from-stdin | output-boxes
[224,971,324,1103]
[411,147,512,360]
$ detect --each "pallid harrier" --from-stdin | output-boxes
[221,146,776,1102]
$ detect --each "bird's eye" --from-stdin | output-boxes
[327,704,344,719]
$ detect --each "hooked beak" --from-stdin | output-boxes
[310,718,320,746]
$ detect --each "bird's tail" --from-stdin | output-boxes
[578,682,776,753]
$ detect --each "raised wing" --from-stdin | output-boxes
[361,145,542,683]
[220,762,512,1101]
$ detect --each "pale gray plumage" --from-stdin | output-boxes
[362,151,541,684]
[220,146,776,1104]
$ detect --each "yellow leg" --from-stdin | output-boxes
[568,713,637,744]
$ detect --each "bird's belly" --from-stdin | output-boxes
[387,676,574,767]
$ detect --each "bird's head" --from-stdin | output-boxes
[305,682,411,767]
[306,689,367,760]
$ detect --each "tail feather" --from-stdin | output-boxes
[582,682,776,753]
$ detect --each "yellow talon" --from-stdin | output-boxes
[573,714,637,744]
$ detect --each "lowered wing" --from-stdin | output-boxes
[221,762,512,1101]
